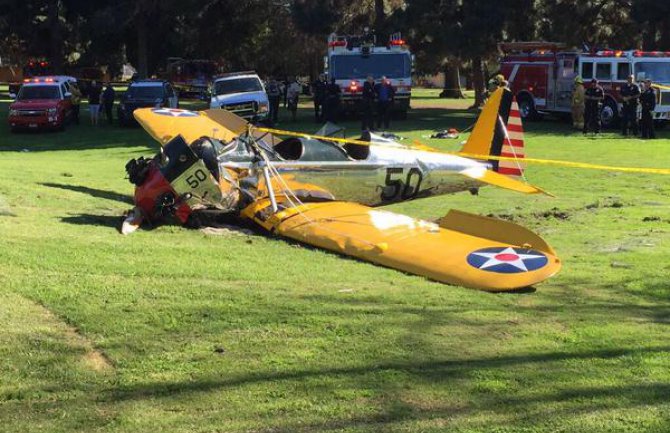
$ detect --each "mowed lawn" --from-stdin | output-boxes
[0,89,669,433]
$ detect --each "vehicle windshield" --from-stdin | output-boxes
[17,85,60,100]
[126,86,164,99]
[331,53,411,79]
[214,78,263,95]
[634,62,670,83]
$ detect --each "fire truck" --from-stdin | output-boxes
[165,58,219,99]
[499,42,670,128]
[324,31,413,118]
[8,59,52,97]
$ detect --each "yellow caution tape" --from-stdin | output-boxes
[255,127,670,176]
[652,83,670,91]
[256,126,380,147]
[456,152,670,175]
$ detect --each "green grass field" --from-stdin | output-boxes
[1,90,669,433]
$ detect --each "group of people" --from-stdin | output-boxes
[266,77,303,124]
[360,75,396,131]
[312,74,396,130]
[78,80,116,126]
[260,74,399,129]
[572,75,657,139]
[311,75,344,125]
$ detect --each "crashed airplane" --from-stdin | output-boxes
[122,88,561,291]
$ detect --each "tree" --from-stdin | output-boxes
[404,0,466,98]
[631,0,670,50]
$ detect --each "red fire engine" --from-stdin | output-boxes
[8,59,52,97]
[499,42,670,128]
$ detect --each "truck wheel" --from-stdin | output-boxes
[517,94,540,121]
[600,98,619,129]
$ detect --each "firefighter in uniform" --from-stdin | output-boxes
[266,78,282,125]
[620,74,640,136]
[323,77,341,124]
[374,76,395,130]
[486,74,505,101]
[361,75,375,131]
[640,79,656,139]
[583,79,604,134]
[571,76,585,130]
[312,74,327,123]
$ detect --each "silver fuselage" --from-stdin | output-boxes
[217,137,488,207]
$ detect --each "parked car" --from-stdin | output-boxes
[118,79,178,126]
[209,72,269,121]
[8,76,76,132]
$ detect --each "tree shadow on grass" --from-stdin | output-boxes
[102,344,670,431]
[40,182,133,204]
[107,345,670,403]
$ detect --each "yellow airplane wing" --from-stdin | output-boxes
[242,199,561,291]
[133,107,250,145]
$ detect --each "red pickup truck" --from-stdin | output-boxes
[8,77,75,132]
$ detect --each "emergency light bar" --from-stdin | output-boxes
[586,50,670,58]
[632,50,670,57]
[23,77,59,83]
[328,40,347,48]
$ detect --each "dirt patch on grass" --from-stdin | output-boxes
[1,293,114,373]
[33,301,115,373]
[486,198,633,223]
[487,207,571,222]
[82,351,114,373]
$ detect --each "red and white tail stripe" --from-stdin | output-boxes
[498,98,526,177]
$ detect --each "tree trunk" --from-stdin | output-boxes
[660,19,670,51]
[440,60,465,98]
[48,0,63,73]
[136,13,149,78]
[375,0,385,34]
[471,56,485,108]
[642,22,657,51]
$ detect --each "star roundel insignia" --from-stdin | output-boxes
[467,247,548,274]
[151,108,198,117]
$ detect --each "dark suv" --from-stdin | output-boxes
[118,80,178,126]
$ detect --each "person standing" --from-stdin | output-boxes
[640,79,656,139]
[282,77,290,108]
[374,76,395,130]
[620,74,640,136]
[70,83,82,125]
[571,76,585,130]
[323,77,341,123]
[101,82,116,125]
[286,78,301,122]
[312,74,326,123]
[583,79,604,134]
[361,75,376,131]
[88,80,101,126]
[266,77,282,125]
[485,74,505,102]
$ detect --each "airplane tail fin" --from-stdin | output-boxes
[460,88,526,178]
